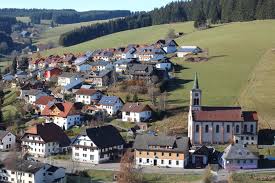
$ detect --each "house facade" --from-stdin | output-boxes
[41,102,82,130]
[188,73,258,145]
[0,160,66,183]
[0,130,16,151]
[121,103,153,123]
[133,134,190,168]
[98,96,124,115]
[221,144,258,170]
[75,88,103,105]
[72,125,125,164]
[21,123,70,157]
[57,72,81,87]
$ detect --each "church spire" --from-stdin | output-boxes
[193,72,199,89]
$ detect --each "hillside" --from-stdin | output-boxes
[35,19,111,46]
[42,20,275,127]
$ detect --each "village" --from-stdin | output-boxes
[0,38,274,183]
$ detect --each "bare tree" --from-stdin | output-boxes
[117,150,143,183]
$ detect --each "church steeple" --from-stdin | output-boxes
[193,72,199,90]
[190,72,202,111]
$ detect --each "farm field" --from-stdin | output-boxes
[40,20,275,127]
[36,19,113,46]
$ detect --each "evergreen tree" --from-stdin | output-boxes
[221,0,234,23]
[11,57,17,75]
[125,94,131,102]
[194,9,207,29]
[133,93,139,103]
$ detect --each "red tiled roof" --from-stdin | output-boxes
[34,96,56,105]
[121,102,152,113]
[41,102,79,117]
[193,107,258,122]
[75,88,100,96]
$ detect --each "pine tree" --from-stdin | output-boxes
[221,0,234,23]
[194,9,207,29]
[133,93,139,103]
[11,57,17,75]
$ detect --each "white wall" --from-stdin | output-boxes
[0,132,16,151]
[136,157,185,168]
[122,111,151,123]
[46,115,81,130]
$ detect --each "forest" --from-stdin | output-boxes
[59,0,275,47]
[0,9,131,24]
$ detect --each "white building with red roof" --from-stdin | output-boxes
[188,73,258,145]
[121,102,153,122]
[41,102,82,130]
[34,96,56,113]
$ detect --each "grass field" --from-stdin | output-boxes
[232,172,275,183]
[40,20,275,127]
[36,19,112,46]
[239,49,275,128]
[42,21,196,55]
[68,170,202,183]
[16,17,31,23]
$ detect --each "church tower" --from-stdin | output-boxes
[190,72,202,111]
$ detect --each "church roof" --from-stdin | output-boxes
[192,106,258,122]
[193,72,199,89]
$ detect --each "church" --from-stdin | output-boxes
[188,73,258,145]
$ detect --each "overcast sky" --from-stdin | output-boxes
[0,0,176,12]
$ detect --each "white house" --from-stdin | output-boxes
[0,130,16,151]
[0,160,66,183]
[72,125,125,164]
[221,144,259,170]
[133,134,190,168]
[57,72,81,87]
[41,102,82,130]
[121,103,153,123]
[177,46,202,57]
[21,89,48,104]
[98,96,124,116]
[114,59,134,73]
[21,123,71,157]
[188,73,258,145]
[75,88,103,105]
[90,60,113,72]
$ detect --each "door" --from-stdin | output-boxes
[154,159,157,166]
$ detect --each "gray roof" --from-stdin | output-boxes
[59,72,80,78]
[24,89,46,96]
[4,160,45,173]
[133,134,190,152]
[99,96,122,106]
[90,60,110,67]
[0,130,9,140]
[222,144,259,160]
[128,64,154,75]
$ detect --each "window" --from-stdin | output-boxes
[251,137,254,140]
[243,160,246,164]
[241,136,244,140]
[83,148,87,151]
[237,160,240,164]
[176,153,179,157]
[29,174,32,177]
[246,137,249,140]
[250,125,254,133]
[139,151,142,155]
[195,125,199,133]
[216,125,220,133]
[90,155,94,160]
[83,154,87,158]
[176,161,179,165]
[147,152,149,155]
[154,152,157,156]
[205,125,209,133]
[147,159,149,163]
[236,125,240,133]
[169,153,171,156]
[169,160,171,165]
[250,160,254,163]
[162,152,164,156]
[161,160,164,164]
[139,158,142,163]
[227,125,230,133]
[244,124,247,133]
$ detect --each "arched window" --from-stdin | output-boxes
[236,125,240,133]
[244,124,247,133]
[196,125,199,133]
[216,125,220,133]
[205,125,209,133]
[226,125,230,133]
[193,98,199,106]
[250,124,254,133]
